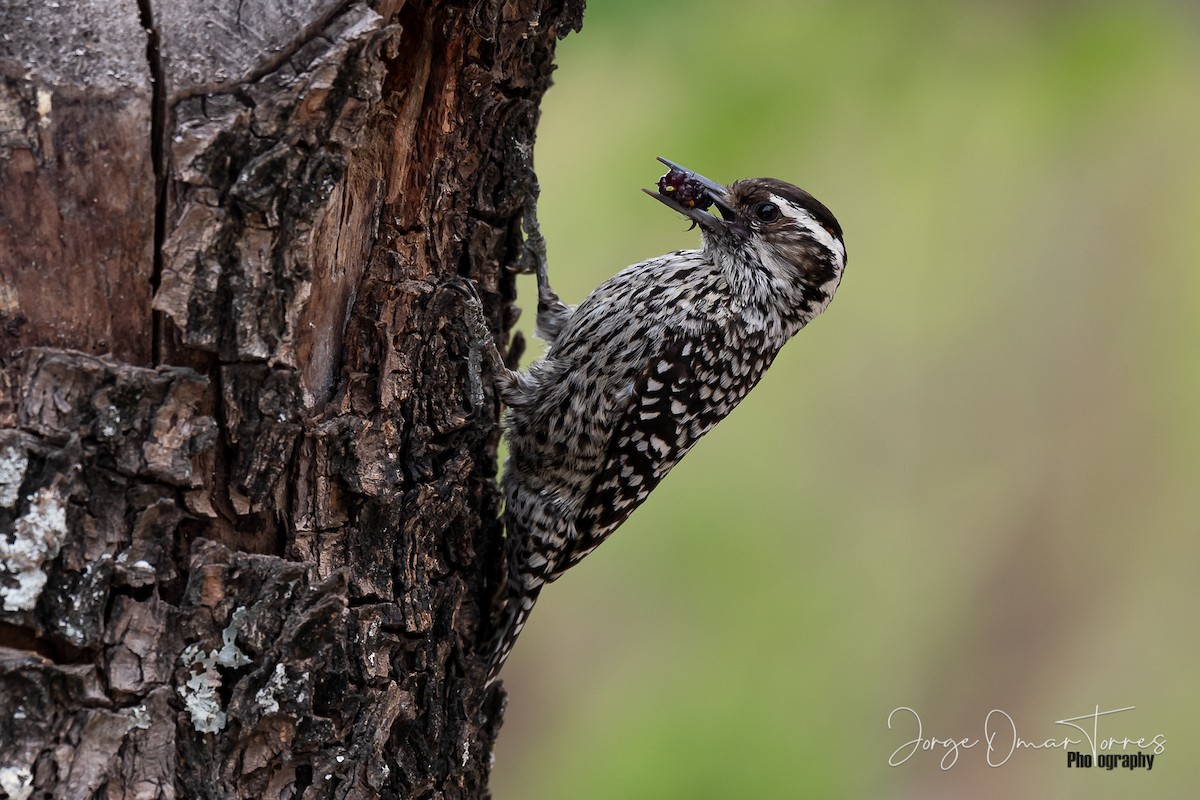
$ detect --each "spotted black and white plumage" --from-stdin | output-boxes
[486,160,846,682]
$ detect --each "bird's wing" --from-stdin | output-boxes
[560,320,770,573]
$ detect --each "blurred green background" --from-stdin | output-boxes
[491,1,1200,797]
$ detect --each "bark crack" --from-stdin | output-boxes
[137,0,169,365]
[172,1,358,102]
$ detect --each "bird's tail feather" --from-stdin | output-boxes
[486,587,541,686]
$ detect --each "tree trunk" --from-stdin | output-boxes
[0,1,583,797]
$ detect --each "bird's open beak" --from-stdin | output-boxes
[643,157,737,235]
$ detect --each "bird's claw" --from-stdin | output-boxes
[443,278,506,414]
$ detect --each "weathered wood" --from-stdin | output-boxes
[0,1,585,796]
[0,0,156,364]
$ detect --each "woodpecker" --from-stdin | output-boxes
[483,158,846,682]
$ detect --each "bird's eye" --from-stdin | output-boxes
[753,202,780,223]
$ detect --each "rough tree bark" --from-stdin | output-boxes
[0,1,583,797]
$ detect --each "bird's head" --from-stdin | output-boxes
[646,157,846,321]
